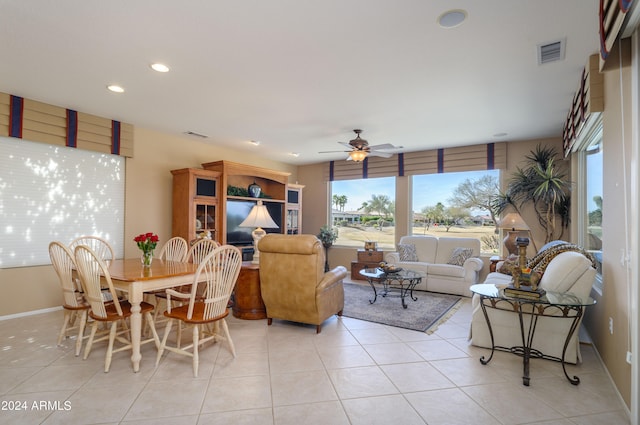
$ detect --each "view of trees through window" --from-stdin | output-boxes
[330,170,500,253]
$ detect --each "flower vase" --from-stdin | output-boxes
[141,250,153,267]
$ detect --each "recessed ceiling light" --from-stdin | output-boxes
[107,85,124,93]
[289,152,300,157]
[249,140,261,146]
[150,63,170,73]
[493,132,508,138]
[438,9,467,28]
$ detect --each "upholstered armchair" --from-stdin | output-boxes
[258,234,347,333]
[470,249,597,364]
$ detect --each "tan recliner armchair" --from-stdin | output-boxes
[258,234,347,333]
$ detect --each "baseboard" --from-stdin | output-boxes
[0,306,62,321]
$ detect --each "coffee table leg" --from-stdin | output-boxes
[366,278,378,304]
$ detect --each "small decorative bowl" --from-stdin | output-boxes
[380,265,402,274]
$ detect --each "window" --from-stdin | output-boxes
[330,177,395,249]
[412,170,500,254]
[0,137,125,268]
[582,139,603,279]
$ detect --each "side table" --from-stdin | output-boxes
[232,262,267,319]
[470,283,596,386]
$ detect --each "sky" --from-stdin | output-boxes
[332,169,499,216]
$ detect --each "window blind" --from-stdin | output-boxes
[0,136,125,268]
[0,92,133,157]
[324,142,506,181]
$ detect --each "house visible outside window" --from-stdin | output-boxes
[329,170,500,253]
[330,177,396,249]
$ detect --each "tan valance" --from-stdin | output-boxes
[562,55,604,156]
[0,92,133,157]
[599,0,636,70]
[324,142,505,181]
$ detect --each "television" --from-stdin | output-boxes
[226,200,283,246]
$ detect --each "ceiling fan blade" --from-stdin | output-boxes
[368,143,397,151]
[318,150,350,153]
[368,151,393,158]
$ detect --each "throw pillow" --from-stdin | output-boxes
[447,247,474,266]
[397,243,418,262]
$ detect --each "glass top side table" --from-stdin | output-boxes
[470,283,596,386]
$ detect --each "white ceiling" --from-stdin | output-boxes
[0,0,599,165]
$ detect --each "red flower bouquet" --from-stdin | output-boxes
[134,232,159,266]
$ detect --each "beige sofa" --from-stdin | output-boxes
[384,235,483,297]
[470,250,596,364]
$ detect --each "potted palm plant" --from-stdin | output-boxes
[317,225,338,272]
[492,144,572,249]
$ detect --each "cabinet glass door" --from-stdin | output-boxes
[287,209,299,234]
[195,204,216,239]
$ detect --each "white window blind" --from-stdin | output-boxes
[0,136,125,268]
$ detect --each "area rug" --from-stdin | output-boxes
[342,282,462,333]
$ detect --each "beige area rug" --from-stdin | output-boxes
[342,282,462,333]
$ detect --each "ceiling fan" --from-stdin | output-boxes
[319,129,402,162]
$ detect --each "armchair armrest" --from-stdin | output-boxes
[463,257,484,283]
[385,252,400,263]
[317,266,347,292]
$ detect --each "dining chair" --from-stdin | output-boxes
[48,241,91,356]
[155,245,242,377]
[151,236,190,321]
[186,238,220,263]
[74,244,160,372]
[158,236,189,262]
[69,235,115,261]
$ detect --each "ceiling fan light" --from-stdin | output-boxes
[349,150,368,162]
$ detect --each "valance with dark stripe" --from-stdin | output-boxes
[324,142,506,181]
[0,92,133,157]
[599,0,636,70]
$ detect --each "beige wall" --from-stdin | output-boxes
[0,127,297,317]
[581,41,633,407]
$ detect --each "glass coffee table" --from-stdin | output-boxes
[359,268,423,308]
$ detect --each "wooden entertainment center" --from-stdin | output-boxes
[171,160,303,245]
[170,160,304,320]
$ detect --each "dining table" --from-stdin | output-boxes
[105,258,200,372]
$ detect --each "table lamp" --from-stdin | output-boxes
[239,200,279,264]
[498,212,529,256]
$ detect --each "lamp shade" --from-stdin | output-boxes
[349,150,368,162]
[239,200,279,229]
[498,212,529,231]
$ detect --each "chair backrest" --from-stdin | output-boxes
[158,236,188,262]
[49,241,82,308]
[184,245,242,320]
[258,234,326,292]
[69,236,115,261]
[186,238,220,264]
[74,245,124,318]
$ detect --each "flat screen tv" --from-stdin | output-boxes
[226,200,283,246]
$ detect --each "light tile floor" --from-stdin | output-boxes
[0,297,631,424]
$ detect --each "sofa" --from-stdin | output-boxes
[258,234,347,333]
[384,235,483,297]
[470,243,597,364]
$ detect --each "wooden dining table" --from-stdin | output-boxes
[105,258,199,372]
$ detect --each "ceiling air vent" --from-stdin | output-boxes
[184,131,208,138]
[537,39,565,65]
